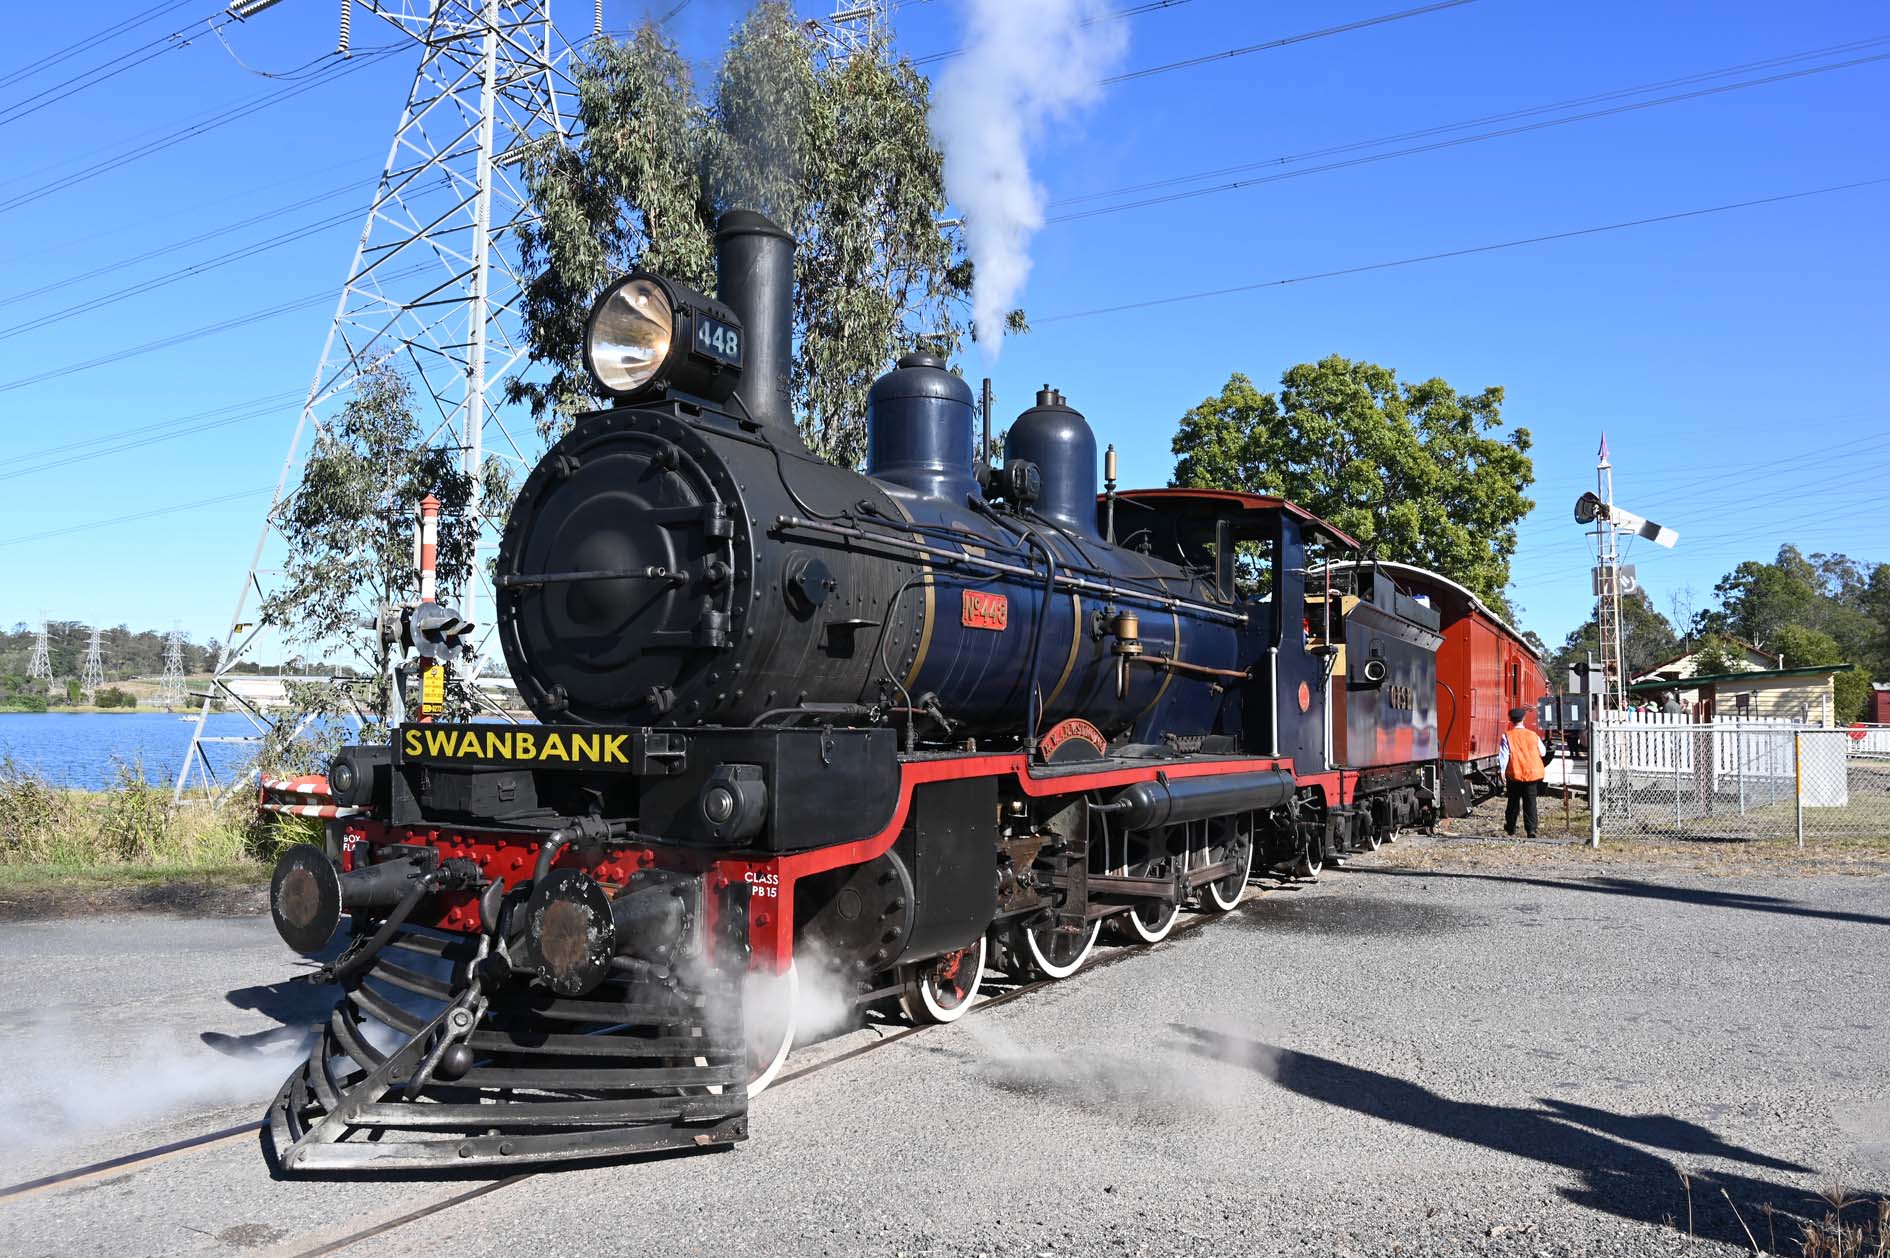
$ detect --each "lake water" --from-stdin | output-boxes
[0,713,264,791]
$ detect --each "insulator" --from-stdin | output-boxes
[338,0,351,56]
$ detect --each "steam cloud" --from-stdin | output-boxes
[0,1015,314,1160]
[930,0,1128,353]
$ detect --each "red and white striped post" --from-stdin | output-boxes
[418,494,440,603]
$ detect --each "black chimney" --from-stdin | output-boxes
[715,209,799,445]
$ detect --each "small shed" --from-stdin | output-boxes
[1627,663,1847,725]
[1866,683,1890,725]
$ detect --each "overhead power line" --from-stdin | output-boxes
[0,0,196,93]
[0,8,232,131]
[1035,176,1890,325]
[0,390,302,466]
[0,179,371,311]
[910,0,1193,67]
[0,264,429,395]
[1049,47,1890,224]
[1099,0,1474,86]
[0,486,274,549]
[0,391,305,482]
[0,207,362,339]
[0,44,400,218]
[1050,36,1890,212]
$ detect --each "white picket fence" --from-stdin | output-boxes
[1593,715,1848,811]
[1594,715,1794,776]
[1853,724,1890,757]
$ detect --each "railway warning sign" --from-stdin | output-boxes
[961,590,1009,630]
[1592,565,1639,597]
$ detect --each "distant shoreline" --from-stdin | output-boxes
[0,708,200,716]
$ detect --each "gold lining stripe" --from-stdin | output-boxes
[1132,609,1182,726]
[880,493,937,692]
[904,568,935,690]
[1044,592,1084,713]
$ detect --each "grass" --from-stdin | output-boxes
[0,756,312,877]
[0,861,267,893]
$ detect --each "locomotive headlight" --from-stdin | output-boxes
[582,272,744,405]
[586,277,672,395]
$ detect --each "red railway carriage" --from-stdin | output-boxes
[1356,562,1546,816]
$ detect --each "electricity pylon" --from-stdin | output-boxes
[159,627,188,708]
[804,0,882,63]
[177,0,570,800]
[80,627,104,700]
[26,615,51,682]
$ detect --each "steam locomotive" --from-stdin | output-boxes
[260,208,1540,1173]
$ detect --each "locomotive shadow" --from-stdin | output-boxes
[1166,1025,1850,1247]
[202,940,347,1059]
[1346,867,1890,929]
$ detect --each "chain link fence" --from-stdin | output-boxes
[1591,719,1890,844]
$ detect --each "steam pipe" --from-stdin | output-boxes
[715,209,802,448]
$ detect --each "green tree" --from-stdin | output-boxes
[511,6,975,464]
[1546,588,1681,683]
[1686,634,1743,677]
[1170,358,1533,613]
[1697,548,1818,648]
[263,362,500,737]
[1768,623,1872,722]
[1696,543,1890,681]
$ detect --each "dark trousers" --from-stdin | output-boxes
[1504,779,1540,837]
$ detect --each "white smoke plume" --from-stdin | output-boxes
[930,0,1129,353]
[0,1015,314,1160]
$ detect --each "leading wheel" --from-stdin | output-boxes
[1120,897,1180,944]
[1202,830,1253,913]
[744,963,798,1095]
[898,935,987,1025]
[1015,916,1101,980]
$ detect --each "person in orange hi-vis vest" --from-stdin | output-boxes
[1498,705,1552,838]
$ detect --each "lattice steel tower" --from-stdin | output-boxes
[159,627,188,708]
[178,0,570,799]
[26,615,51,682]
[80,626,105,700]
[804,1,883,63]
[1592,440,1628,713]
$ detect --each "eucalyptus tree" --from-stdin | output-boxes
[511,4,975,465]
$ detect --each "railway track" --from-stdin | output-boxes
[1,880,1293,1254]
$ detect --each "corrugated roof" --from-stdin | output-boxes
[1627,663,1851,692]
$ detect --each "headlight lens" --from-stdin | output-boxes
[586,277,674,395]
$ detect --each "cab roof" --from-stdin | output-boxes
[1110,488,1361,550]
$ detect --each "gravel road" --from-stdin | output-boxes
[2,843,1886,1257]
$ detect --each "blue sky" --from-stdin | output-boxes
[0,0,1884,653]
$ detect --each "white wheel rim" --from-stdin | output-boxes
[1024,918,1100,980]
[744,962,798,1096]
[1206,841,1252,912]
[910,935,986,1024]
[1123,898,1180,944]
